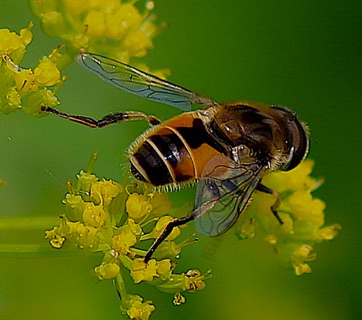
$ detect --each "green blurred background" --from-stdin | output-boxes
[0,1,361,319]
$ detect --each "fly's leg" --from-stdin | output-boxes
[255,183,283,225]
[144,213,196,263]
[41,106,161,127]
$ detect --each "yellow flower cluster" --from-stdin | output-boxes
[236,160,341,275]
[121,294,155,320]
[1,1,164,119]
[29,0,160,63]
[0,23,63,116]
[130,258,172,283]
[45,154,208,320]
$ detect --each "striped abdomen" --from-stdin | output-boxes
[129,112,226,186]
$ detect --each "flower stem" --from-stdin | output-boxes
[115,271,128,301]
[0,216,66,257]
[0,216,59,230]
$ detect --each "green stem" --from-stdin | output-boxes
[0,243,80,257]
[115,272,128,301]
[87,152,98,173]
[0,216,70,257]
[0,216,59,230]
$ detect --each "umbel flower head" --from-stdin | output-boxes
[45,153,207,320]
[0,23,63,116]
[1,1,164,117]
[29,0,161,63]
[235,159,341,275]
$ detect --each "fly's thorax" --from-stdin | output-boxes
[211,102,309,170]
[211,102,279,163]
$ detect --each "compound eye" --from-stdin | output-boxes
[281,117,309,171]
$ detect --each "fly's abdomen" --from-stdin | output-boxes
[129,112,228,186]
[130,125,196,186]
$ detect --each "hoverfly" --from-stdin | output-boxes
[42,53,309,262]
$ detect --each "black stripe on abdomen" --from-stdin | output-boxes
[131,141,173,186]
[149,134,179,167]
[149,133,193,183]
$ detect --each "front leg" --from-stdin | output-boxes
[41,106,161,128]
[255,183,283,225]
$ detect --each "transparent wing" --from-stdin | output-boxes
[194,166,264,236]
[78,52,217,111]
